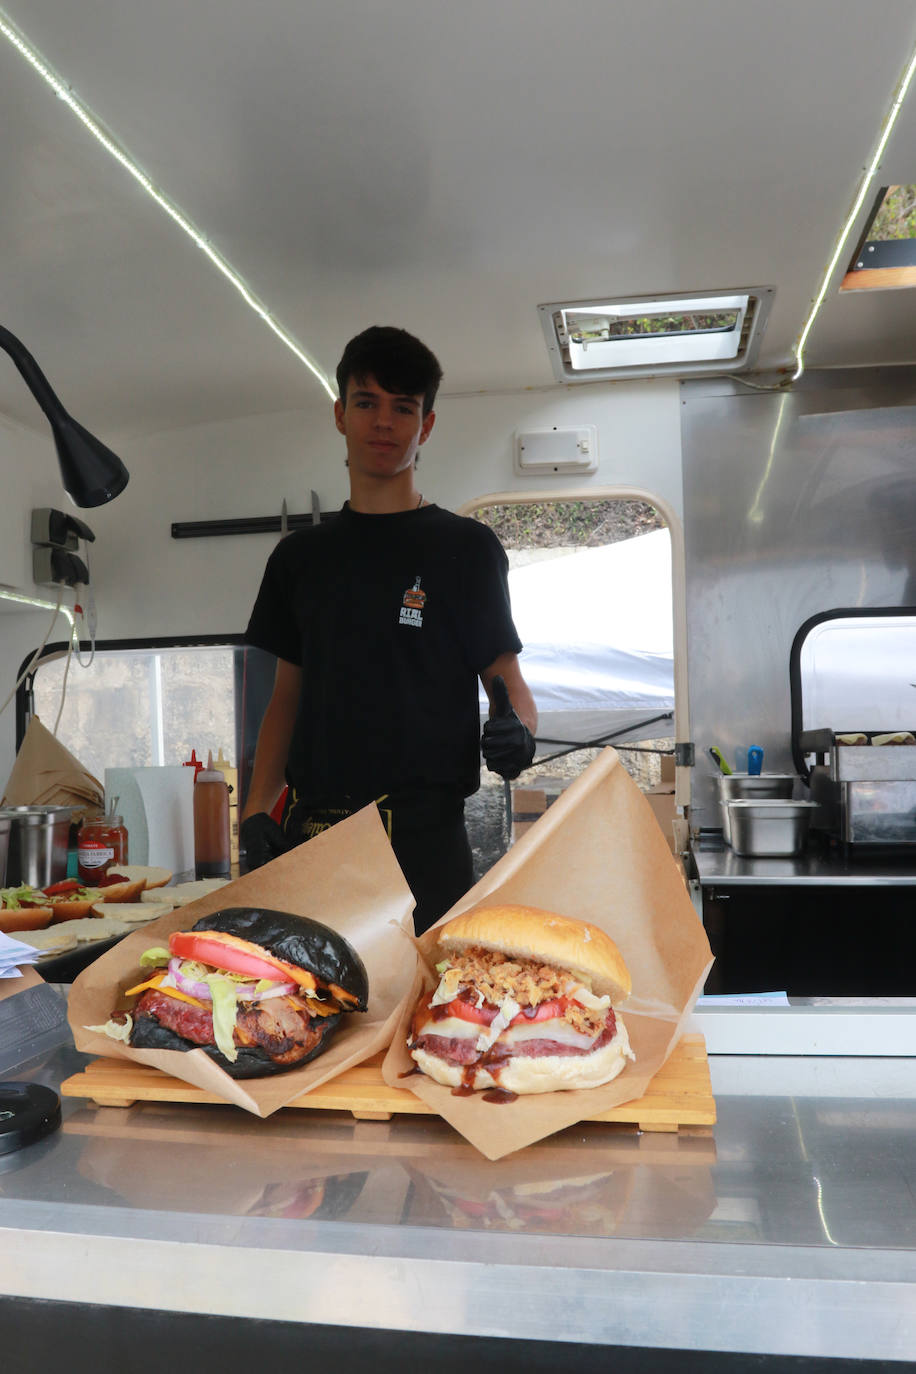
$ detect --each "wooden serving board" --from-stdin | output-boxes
[61,1034,715,1135]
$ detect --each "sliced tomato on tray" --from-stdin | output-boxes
[42,879,83,897]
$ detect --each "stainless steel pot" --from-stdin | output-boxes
[0,805,73,888]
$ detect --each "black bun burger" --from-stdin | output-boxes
[92,907,369,1078]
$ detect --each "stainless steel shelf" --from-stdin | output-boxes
[691,834,916,886]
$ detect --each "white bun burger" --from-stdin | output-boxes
[408,904,635,1096]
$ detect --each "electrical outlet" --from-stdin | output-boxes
[30,507,95,549]
[33,546,89,588]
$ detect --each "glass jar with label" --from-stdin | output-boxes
[77,814,128,884]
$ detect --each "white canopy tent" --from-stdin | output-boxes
[479,529,675,747]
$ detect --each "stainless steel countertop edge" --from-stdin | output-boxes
[3,1220,915,1360]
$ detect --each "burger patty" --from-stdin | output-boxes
[135,988,332,1065]
[413,1010,618,1065]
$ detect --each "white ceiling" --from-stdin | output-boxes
[2,0,916,439]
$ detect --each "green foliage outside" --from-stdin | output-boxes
[870,185,916,241]
[570,311,735,339]
[474,498,664,551]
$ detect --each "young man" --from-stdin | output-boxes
[240,325,537,933]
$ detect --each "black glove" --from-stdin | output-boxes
[481,675,536,780]
[240,811,291,871]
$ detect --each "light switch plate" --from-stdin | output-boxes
[514,426,598,475]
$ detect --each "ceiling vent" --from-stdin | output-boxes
[539,287,775,383]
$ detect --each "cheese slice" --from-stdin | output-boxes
[414,1011,601,1053]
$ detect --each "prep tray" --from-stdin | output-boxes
[60,1033,715,1134]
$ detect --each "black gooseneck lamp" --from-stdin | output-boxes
[0,325,129,507]
[0,326,123,1154]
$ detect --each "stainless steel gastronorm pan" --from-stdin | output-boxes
[725,799,818,857]
[717,774,796,845]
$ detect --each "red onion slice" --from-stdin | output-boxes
[167,958,295,1002]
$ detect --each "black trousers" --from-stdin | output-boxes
[282,792,474,935]
[387,813,474,934]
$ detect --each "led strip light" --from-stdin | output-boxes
[0,9,336,401]
[792,42,916,381]
[0,586,75,625]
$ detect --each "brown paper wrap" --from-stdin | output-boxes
[2,715,103,824]
[0,963,45,1000]
[68,805,416,1116]
[382,749,713,1159]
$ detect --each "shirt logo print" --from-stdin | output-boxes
[399,576,426,628]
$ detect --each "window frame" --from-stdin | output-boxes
[538,287,775,382]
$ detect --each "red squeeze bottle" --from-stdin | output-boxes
[193,751,231,880]
[183,748,204,781]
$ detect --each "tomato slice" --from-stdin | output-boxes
[168,930,316,990]
[509,997,571,1026]
[443,996,497,1026]
[43,879,82,897]
[442,994,574,1027]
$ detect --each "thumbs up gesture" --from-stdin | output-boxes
[481,675,536,780]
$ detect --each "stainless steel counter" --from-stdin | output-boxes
[692,832,916,886]
[2,1018,916,1366]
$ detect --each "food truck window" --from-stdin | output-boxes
[466,497,677,874]
[16,638,275,814]
[795,611,916,736]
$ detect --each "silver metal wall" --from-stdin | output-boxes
[681,368,916,828]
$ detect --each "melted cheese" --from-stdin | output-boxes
[413,1011,601,1052]
[415,1014,480,1040]
[500,1018,600,1051]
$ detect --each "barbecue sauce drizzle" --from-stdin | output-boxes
[413,989,517,1097]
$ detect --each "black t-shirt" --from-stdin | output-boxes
[245,502,522,805]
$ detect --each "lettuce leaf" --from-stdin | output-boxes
[0,885,46,910]
[139,947,171,967]
[207,976,239,1063]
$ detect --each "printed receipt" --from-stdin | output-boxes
[697,991,790,1006]
[0,931,41,979]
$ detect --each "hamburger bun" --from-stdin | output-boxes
[0,906,54,934]
[125,907,370,1078]
[106,865,172,889]
[436,904,632,1004]
[90,901,173,923]
[140,878,230,905]
[410,904,635,1096]
[19,928,78,956]
[50,878,147,922]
